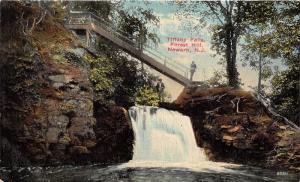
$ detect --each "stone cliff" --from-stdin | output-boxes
[0,2,133,166]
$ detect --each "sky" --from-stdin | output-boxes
[123,1,262,100]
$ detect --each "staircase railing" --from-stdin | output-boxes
[66,11,191,79]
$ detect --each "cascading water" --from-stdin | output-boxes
[122,106,243,174]
[128,106,207,163]
[11,106,296,182]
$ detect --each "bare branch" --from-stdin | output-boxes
[225,1,230,12]
[36,10,47,25]
[231,99,235,108]
[229,1,234,15]
[29,17,36,33]
[204,2,224,25]
[217,93,228,102]
[216,1,228,17]
[19,9,47,36]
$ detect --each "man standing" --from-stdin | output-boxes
[156,78,165,102]
[190,61,197,81]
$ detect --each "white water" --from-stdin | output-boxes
[128,106,207,163]
[120,106,242,174]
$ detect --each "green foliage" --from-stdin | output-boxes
[85,55,120,103]
[135,86,159,106]
[85,53,157,107]
[204,70,227,88]
[261,66,273,81]
[118,8,160,48]
[270,62,300,126]
[46,2,67,22]
[242,2,299,62]
[74,2,161,107]
[73,1,114,21]
[73,1,160,48]
[176,1,285,88]
[87,49,161,106]
[240,2,300,125]
[86,51,167,107]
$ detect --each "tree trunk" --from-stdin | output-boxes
[225,23,239,88]
[231,32,239,88]
[225,25,232,85]
[258,50,262,97]
[258,30,263,98]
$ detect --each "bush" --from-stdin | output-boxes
[135,86,159,106]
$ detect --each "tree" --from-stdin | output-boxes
[207,2,247,88]
[177,1,277,88]
[118,9,160,50]
[177,1,249,87]
[72,1,114,21]
[72,2,161,107]
[269,2,300,124]
[271,65,299,126]
[73,1,159,49]
[241,23,273,96]
[240,1,300,125]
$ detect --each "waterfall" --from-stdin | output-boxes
[128,106,207,163]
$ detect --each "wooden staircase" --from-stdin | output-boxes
[65,11,192,86]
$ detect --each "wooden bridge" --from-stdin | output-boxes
[65,11,193,86]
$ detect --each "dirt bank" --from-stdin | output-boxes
[162,86,300,170]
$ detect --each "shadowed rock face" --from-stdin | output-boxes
[0,2,133,166]
[0,33,96,166]
[90,105,134,164]
[162,87,300,170]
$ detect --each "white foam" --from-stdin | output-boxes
[124,106,244,174]
[128,106,207,163]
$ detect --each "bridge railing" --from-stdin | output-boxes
[66,11,190,79]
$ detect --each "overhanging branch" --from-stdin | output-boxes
[204,2,225,25]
